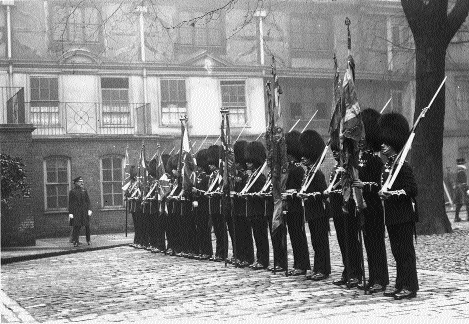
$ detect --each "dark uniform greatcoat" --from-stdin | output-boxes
[68,187,91,227]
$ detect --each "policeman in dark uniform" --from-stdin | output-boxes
[378,112,419,300]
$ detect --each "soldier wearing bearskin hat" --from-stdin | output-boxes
[355,108,389,293]
[124,165,140,248]
[143,158,160,252]
[378,112,419,300]
[298,130,330,281]
[152,153,171,254]
[192,149,213,260]
[283,130,310,277]
[205,145,225,261]
[231,140,254,267]
[244,141,268,269]
[165,153,182,256]
[126,165,145,248]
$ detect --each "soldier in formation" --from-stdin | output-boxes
[126,110,419,301]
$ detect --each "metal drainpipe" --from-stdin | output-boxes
[7,4,13,90]
[138,6,147,105]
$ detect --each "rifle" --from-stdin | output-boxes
[301,110,318,133]
[380,97,392,114]
[382,76,447,191]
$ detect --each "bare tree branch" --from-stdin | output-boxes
[447,0,469,43]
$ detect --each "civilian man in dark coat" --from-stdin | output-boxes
[69,176,92,247]
[378,112,419,300]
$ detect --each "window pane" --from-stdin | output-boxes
[57,170,68,183]
[114,194,123,206]
[58,195,68,208]
[46,185,56,196]
[103,169,112,181]
[113,158,122,169]
[103,182,112,194]
[113,183,121,193]
[102,158,111,169]
[103,194,112,206]
[113,169,121,181]
[47,171,57,183]
[57,184,68,196]
[47,196,57,209]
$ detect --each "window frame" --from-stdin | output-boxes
[100,155,125,208]
[220,80,248,127]
[159,79,188,127]
[29,76,60,127]
[100,77,131,127]
[290,14,332,59]
[43,156,71,212]
[175,10,226,54]
[49,2,103,47]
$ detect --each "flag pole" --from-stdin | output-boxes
[301,110,318,133]
[235,124,248,142]
[255,132,264,141]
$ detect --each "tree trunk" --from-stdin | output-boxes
[411,33,452,235]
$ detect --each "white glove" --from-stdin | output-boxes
[69,214,73,219]
[88,210,92,216]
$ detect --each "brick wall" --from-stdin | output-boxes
[32,136,177,238]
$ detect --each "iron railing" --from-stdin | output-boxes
[24,102,151,136]
[1,87,25,124]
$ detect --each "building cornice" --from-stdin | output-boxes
[0,60,412,82]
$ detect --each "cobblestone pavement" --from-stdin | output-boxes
[2,215,469,323]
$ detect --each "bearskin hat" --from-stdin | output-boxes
[361,108,382,152]
[165,154,180,172]
[378,112,409,153]
[206,145,221,167]
[285,130,302,161]
[299,130,325,162]
[196,149,210,173]
[245,141,266,169]
[234,140,248,166]
[148,158,157,178]
[161,154,170,174]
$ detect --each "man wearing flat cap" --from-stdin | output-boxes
[69,176,92,247]
[454,158,469,222]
